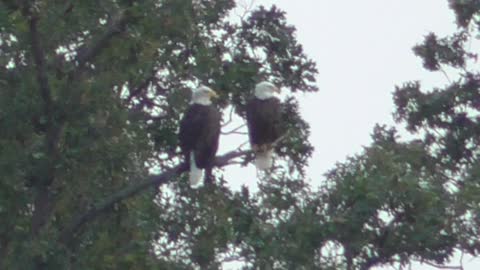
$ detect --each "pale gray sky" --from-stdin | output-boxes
[261,0,458,176]
[221,1,479,269]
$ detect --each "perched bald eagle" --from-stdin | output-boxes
[246,81,282,170]
[179,86,220,186]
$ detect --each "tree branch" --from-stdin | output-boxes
[60,150,249,244]
[222,124,247,135]
[420,261,463,270]
[74,11,131,72]
[27,12,52,117]
[222,106,236,127]
[0,232,11,267]
[0,0,21,13]
[125,69,159,104]
[63,10,137,110]
[23,4,63,240]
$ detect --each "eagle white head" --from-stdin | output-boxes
[192,85,218,105]
[254,81,280,100]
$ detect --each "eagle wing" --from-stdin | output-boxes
[194,106,220,168]
[179,105,203,155]
[246,98,282,146]
[179,104,220,168]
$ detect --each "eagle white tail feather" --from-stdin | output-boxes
[189,152,203,187]
[255,149,273,170]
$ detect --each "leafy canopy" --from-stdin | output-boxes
[2,0,480,269]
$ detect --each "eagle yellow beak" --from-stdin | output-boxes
[274,87,281,94]
[208,90,219,98]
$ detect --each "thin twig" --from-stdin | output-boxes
[222,124,247,135]
[226,131,248,135]
[222,106,236,127]
[236,140,250,151]
[235,0,256,21]
[126,71,157,103]
[419,259,463,270]
[440,66,452,84]
[460,251,464,270]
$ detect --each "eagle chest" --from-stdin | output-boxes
[246,98,281,145]
[179,104,220,155]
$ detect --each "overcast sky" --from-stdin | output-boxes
[256,0,460,175]
[221,1,480,269]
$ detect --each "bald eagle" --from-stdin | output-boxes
[246,81,282,170]
[179,86,220,186]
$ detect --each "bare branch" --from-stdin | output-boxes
[222,124,247,135]
[235,0,256,21]
[460,251,464,267]
[236,141,250,151]
[439,65,452,84]
[222,106,236,127]
[60,149,249,244]
[419,261,463,270]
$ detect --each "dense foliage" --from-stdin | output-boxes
[1,0,479,269]
[0,0,316,269]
